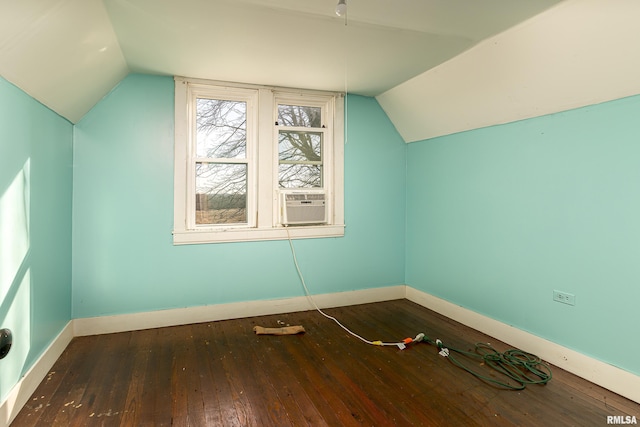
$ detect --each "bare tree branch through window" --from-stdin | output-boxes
[277,104,323,188]
[195,98,248,224]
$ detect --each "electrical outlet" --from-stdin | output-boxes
[553,290,575,306]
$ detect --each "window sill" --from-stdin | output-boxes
[172,224,345,245]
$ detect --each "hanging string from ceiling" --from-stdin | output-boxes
[335,0,348,144]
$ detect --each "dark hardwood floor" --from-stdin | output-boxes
[12,299,640,426]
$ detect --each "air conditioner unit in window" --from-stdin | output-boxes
[280,190,327,225]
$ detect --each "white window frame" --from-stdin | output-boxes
[173,77,345,244]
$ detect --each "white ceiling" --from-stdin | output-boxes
[380,0,640,141]
[0,0,563,124]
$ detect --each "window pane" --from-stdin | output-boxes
[279,164,322,188]
[279,131,322,161]
[278,104,321,128]
[196,98,246,158]
[195,163,247,224]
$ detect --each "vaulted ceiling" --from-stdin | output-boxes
[2,1,640,142]
[0,0,562,121]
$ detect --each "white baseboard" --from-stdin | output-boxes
[0,321,74,427]
[5,284,637,427]
[73,285,407,336]
[405,286,640,404]
[1,286,404,424]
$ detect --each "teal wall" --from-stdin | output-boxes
[2,67,640,403]
[0,77,73,402]
[72,74,406,318]
[405,95,640,375]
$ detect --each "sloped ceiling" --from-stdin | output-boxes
[1,0,562,124]
[8,1,638,143]
[0,0,128,123]
[379,0,640,142]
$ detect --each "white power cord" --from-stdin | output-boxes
[285,227,418,348]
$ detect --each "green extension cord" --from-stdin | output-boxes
[421,335,552,390]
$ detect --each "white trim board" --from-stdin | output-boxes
[405,286,640,405]
[0,321,74,427]
[73,285,407,336]
[0,286,404,424]
[3,284,638,426]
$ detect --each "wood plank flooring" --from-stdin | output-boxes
[12,299,640,426]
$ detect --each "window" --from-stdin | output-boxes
[173,77,344,244]
[277,102,323,189]
[193,89,257,227]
